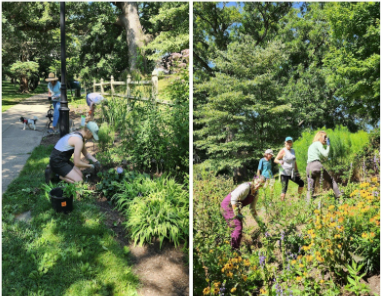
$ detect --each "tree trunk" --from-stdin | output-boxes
[20,76,29,93]
[115,2,145,72]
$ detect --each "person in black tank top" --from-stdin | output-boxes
[48,121,101,183]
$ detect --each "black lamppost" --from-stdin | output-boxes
[59,2,70,137]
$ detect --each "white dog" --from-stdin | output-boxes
[20,116,38,130]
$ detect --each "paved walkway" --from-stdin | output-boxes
[2,93,51,194]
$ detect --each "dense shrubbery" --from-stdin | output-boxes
[98,69,189,181]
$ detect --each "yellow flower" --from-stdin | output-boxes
[291,260,297,265]
[299,263,304,268]
[221,268,225,273]
[260,288,266,294]
[303,272,308,277]
[371,177,378,183]
[227,272,233,278]
[362,233,368,238]
[296,276,302,281]
[314,209,320,214]
[320,280,324,284]
[329,205,335,210]
[244,259,250,266]
[203,287,211,295]
[242,275,248,281]
[338,244,342,249]
[231,287,237,293]
[209,249,214,253]
[213,282,221,288]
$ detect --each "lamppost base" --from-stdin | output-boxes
[59,106,70,137]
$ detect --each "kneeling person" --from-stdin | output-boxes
[50,122,101,183]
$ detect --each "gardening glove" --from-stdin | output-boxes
[89,164,95,171]
[326,137,330,146]
[94,161,101,172]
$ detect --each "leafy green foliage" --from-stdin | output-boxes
[293,125,370,182]
[112,174,188,248]
[96,168,127,199]
[98,122,115,151]
[144,2,189,61]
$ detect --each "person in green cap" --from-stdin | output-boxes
[46,121,101,184]
[274,136,304,201]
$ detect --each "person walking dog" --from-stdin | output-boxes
[221,176,266,250]
[46,122,101,184]
[46,73,61,134]
[274,137,304,201]
[306,131,341,200]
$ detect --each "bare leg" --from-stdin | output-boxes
[60,167,83,184]
[281,193,286,201]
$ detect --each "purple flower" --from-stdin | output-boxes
[259,255,266,267]
[265,232,270,237]
[281,231,285,241]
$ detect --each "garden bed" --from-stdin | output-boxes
[193,171,380,296]
[39,125,189,296]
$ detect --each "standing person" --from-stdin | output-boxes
[86,92,105,119]
[221,176,266,250]
[46,73,61,134]
[274,137,304,201]
[257,149,274,181]
[47,122,101,184]
[306,131,341,200]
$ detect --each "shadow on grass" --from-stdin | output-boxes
[2,145,139,296]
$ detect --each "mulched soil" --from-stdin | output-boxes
[40,106,189,296]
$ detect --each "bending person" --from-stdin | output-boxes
[46,73,61,134]
[274,137,304,201]
[306,131,341,200]
[48,122,101,183]
[221,176,266,250]
[86,93,105,119]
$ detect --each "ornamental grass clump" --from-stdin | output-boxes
[113,174,188,248]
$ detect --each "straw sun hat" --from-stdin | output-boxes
[45,73,59,82]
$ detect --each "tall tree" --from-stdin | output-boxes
[114,2,145,72]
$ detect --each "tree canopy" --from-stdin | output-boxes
[194,2,380,170]
[2,2,189,88]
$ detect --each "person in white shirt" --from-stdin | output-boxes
[274,137,304,201]
[220,176,266,250]
[86,93,105,118]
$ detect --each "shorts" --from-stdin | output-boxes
[281,175,304,194]
[50,148,75,177]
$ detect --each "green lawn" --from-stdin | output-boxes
[2,80,47,112]
[2,145,139,296]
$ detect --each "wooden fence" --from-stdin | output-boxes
[91,70,173,106]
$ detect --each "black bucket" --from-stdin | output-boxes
[49,188,73,214]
